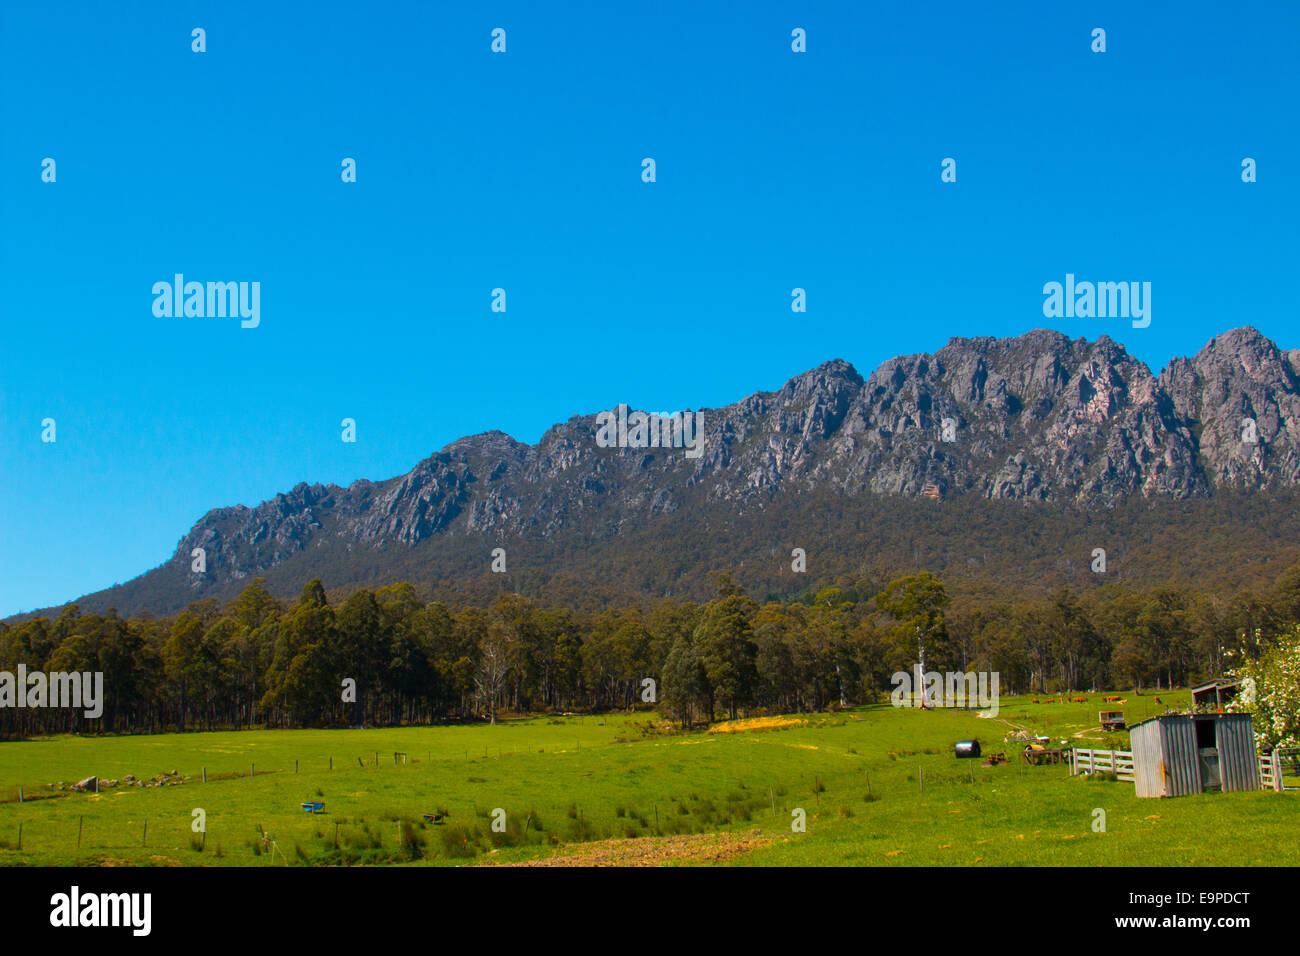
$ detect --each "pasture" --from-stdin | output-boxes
[0,691,1295,867]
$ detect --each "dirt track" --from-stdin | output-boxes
[477,832,773,867]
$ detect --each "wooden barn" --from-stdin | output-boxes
[1129,713,1260,798]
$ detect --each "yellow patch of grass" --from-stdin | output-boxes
[708,717,807,735]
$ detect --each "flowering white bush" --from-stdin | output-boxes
[1228,626,1300,750]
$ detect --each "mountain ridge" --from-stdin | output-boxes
[17,325,1300,620]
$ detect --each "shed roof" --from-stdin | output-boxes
[1128,712,1253,731]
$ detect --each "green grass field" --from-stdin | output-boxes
[1,691,1294,866]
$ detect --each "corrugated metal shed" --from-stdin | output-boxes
[1129,714,1259,798]
[1216,717,1262,792]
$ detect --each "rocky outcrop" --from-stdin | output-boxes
[1158,327,1300,489]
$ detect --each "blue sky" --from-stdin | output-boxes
[2,1,1297,616]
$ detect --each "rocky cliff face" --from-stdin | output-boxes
[57,327,1300,611]
[1158,327,1300,489]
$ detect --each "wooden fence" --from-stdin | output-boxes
[1075,747,1290,792]
[1071,748,1135,781]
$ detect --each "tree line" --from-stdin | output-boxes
[3,562,1299,738]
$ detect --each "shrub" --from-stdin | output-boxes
[441,823,479,858]
[398,820,421,858]
[568,816,596,842]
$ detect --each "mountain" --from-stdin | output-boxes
[23,326,1300,619]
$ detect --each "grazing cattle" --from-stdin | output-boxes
[1071,697,1087,703]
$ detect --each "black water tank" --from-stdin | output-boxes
[954,740,981,759]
